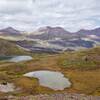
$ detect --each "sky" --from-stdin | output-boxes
[0,0,100,32]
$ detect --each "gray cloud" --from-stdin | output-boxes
[0,0,100,32]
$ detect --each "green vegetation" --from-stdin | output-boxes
[57,47,100,70]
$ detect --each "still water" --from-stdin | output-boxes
[24,70,71,90]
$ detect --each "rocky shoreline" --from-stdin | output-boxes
[1,93,100,100]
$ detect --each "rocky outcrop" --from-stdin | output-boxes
[1,93,100,100]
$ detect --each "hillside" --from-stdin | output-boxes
[57,46,100,70]
[0,39,30,56]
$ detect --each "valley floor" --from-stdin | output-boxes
[0,47,100,97]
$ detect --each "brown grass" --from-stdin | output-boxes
[0,47,100,96]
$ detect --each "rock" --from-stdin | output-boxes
[2,82,7,85]
[82,56,88,61]
[1,93,100,100]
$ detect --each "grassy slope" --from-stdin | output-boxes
[0,47,100,96]
[0,38,31,56]
[57,47,100,70]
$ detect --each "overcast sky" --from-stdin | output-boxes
[0,0,100,32]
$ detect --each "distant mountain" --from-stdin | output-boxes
[0,26,100,38]
[38,26,69,34]
[29,26,100,40]
[0,26,100,37]
[19,26,100,52]
[76,27,100,37]
[29,26,75,40]
[0,27,21,36]
[0,26,99,53]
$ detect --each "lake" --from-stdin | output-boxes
[0,56,12,61]
[9,56,33,62]
[0,56,33,62]
[24,70,71,90]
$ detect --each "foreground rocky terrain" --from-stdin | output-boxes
[1,93,100,100]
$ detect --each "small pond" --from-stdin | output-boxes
[0,56,12,61]
[24,70,71,90]
[9,56,33,62]
[0,56,33,62]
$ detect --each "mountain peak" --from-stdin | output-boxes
[0,27,21,36]
[1,27,18,31]
[6,27,14,30]
[38,26,69,33]
[29,26,72,40]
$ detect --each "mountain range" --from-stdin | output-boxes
[0,26,100,38]
[28,26,100,40]
[0,26,100,53]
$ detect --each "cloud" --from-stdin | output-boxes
[0,0,32,14]
[0,0,100,32]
